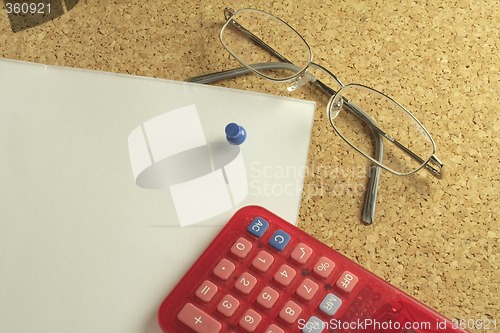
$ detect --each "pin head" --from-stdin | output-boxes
[225,123,246,145]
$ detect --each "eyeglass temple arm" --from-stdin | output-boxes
[187,62,338,95]
[363,127,383,224]
[186,62,299,84]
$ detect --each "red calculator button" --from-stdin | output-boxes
[235,272,257,294]
[177,303,222,333]
[216,294,240,317]
[296,278,319,301]
[336,271,359,293]
[256,286,279,309]
[313,256,335,278]
[213,258,235,280]
[195,280,218,303]
[290,243,313,264]
[239,309,262,332]
[274,264,297,286]
[265,324,285,333]
[279,300,302,324]
[251,251,274,272]
[230,237,253,259]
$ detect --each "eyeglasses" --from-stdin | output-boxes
[188,7,444,224]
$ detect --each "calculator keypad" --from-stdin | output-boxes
[169,216,357,333]
[171,216,358,333]
[159,206,463,333]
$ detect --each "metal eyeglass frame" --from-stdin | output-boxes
[187,7,444,224]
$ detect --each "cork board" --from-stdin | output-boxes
[0,0,498,330]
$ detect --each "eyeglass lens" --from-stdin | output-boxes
[329,85,435,175]
[220,9,311,81]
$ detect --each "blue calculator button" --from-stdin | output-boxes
[269,230,291,251]
[247,217,269,238]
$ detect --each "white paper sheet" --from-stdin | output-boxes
[0,58,315,333]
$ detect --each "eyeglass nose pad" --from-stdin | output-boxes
[328,95,343,120]
[286,72,314,92]
[223,7,235,20]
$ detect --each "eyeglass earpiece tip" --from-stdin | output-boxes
[435,165,444,179]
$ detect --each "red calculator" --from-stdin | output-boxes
[158,206,468,333]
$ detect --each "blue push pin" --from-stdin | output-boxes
[225,122,246,145]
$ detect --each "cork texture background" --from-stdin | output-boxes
[1,0,498,330]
